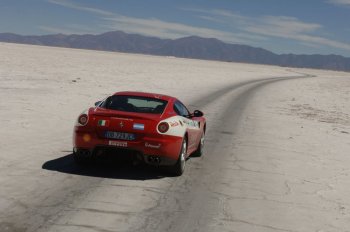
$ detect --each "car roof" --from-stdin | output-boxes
[112,91,176,101]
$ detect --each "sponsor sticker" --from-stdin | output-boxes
[109,140,128,147]
[183,120,190,126]
[169,121,179,127]
[98,120,109,126]
[194,121,199,128]
[145,142,161,149]
[133,123,144,130]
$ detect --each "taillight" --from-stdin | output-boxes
[78,114,88,126]
[158,122,169,133]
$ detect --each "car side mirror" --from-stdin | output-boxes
[193,110,204,117]
[95,101,102,106]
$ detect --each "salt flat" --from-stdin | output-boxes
[0,42,350,232]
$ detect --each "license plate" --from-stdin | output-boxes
[105,131,135,141]
[109,140,127,147]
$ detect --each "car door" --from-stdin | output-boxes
[173,101,200,153]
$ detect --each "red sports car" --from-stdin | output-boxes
[73,91,206,175]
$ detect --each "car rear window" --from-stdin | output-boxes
[101,95,167,114]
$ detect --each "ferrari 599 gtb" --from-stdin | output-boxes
[73,91,206,176]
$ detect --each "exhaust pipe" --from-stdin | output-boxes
[154,157,160,164]
[147,155,161,164]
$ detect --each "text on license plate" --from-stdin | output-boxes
[105,131,135,140]
[109,140,127,147]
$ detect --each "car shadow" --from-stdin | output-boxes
[42,153,168,180]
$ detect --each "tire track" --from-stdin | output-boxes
[138,74,311,232]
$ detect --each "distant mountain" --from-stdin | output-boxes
[1,31,349,72]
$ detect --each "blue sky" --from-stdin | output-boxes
[1,0,350,56]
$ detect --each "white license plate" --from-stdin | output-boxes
[109,140,128,147]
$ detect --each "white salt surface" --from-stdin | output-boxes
[0,42,350,232]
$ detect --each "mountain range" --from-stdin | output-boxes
[1,30,349,72]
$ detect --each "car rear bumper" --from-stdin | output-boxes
[73,128,183,166]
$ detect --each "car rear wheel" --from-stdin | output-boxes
[73,149,91,165]
[170,139,187,176]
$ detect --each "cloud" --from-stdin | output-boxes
[47,0,113,16]
[184,8,350,51]
[180,8,247,24]
[328,0,350,5]
[244,16,350,50]
[197,15,225,24]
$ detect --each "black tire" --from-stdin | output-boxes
[170,139,187,176]
[73,150,90,165]
[193,132,205,157]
